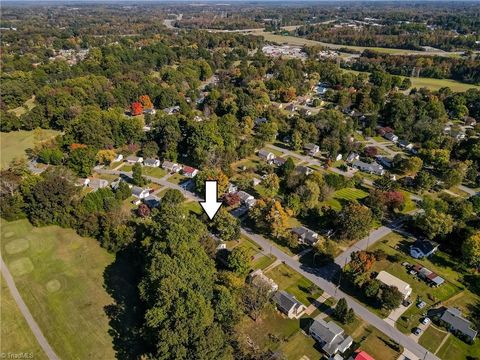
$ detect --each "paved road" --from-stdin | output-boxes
[95,166,437,359]
[1,257,60,360]
[239,227,438,360]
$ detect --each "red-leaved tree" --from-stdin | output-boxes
[131,102,143,116]
[137,203,151,218]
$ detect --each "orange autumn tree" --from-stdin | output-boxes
[139,95,153,109]
[131,102,143,116]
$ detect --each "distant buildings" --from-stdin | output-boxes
[376,271,412,300]
[261,45,306,59]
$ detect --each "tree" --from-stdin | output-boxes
[400,156,423,176]
[130,102,143,116]
[345,308,355,324]
[132,163,146,186]
[139,95,153,109]
[227,247,250,275]
[162,189,185,205]
[137,203,151,218]
[334,298,348,323]
[281,157,295,177]
[142,141,159,159]
[261,173,280,197]
[347,251,376,274]
[414,170,436,192]
[364,146,378,158]
[211,208,240,241]
[67,147,96,177]
[96,149,116,165]
[462,232,480,268]
[441,161,470,188]
[364,279,381,298]
[415,209,454,239]
[336,203,373,241]
[379,285,403,310]
[241,282,271,321]
[115,181,131,200]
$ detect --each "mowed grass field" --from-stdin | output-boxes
[0,129,60,169]
[0,219,116,359]
[1,275,48,359]
[343,69,479,93]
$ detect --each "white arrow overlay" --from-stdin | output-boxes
[200,180,222,220]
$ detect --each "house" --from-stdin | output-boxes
[351,350,375,360]
[292,226,319,246]
[398,140,414,150]
[412,264,444,287]
[309,318,353,357]
[285,103,297,112]
[352,160,385,176]
[296,165,314,176]
[451,130,466,141]
[182,166,198,178]
[227,182,238,194]
[377,127,393,136]
[315,85,328,96]
[75,178,90,187]
[143,158,161,167]
[126,155,143,164]
[252,177,262,187]
[193,115,203,122]
[113,154,124,162]
[346,152,360,163]
[335,154,343,161]
[272,291,306,319]
[376,156,393,169]
[376,271,412,300]
[131,186,150,199]
[143,108,156,116]
[384,133,399,142]
[142,126,152,132]
[410,239,439,259]
[304,143,320,156]
[248,269,278,293]
[162,161,181,173]
[258,149,276,162]
[273,157,287,166]
[237,191,256,208]
[163,105,180,115]
[88,178,109,191]
[132,198,142,206]
[110,177,124,190]
[254,117,268,126]
[440,308,477,341]
[144,195,161,208]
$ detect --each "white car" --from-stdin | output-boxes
[417,301,427,309]
[421,317,430,325]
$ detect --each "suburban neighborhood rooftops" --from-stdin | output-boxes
[440,307,477,340]
[376,271,412,299]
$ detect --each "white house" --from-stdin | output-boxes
[296,165,313,176]
[384,133,399,143]
[292,226,319,246]
[304,143,320,156]
[258,149,276,162]
[182,166,199,178]
[143,158,161,167]
[75,178,90,187]
[410,239,439,259]
[398,140,414,150]
[227,183,238,194]
[237,191,256,208]
[309,319,353,357]
[126,155,143,164]
[88,178,109,191]
[346,152,360,163]
[162,161,181,173]
[352,160,385,176]
[272,291,306,319]
[376,271,412,300]
[131,186,150,199]
[335,154,343,161]
[113,154,124,162]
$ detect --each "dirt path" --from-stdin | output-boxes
[1,256,60,360]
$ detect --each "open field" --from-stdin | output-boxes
[0,129,61,169]
[343,69,479,93]
[0,219,116,359]
[0,275,47,359]
[142,166,167,178]
[324,187,368,210]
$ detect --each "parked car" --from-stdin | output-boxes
[417,301,427,309]
[421,317,430,325]
[413,327,422,336]
[402,299,412,307]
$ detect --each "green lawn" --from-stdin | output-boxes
[143,167,167,178]
[167,173,187,185]
[324,187,368,210]
[1,275,47,359]
[235,306,300,352]
[0,219,116,359]
[120,164,133,172]
[418,326,448,353]
[266,264,322,306]
[279,331,322,360]
[181,200,203,215]
[0,129,60,169]
[437,334,480,360]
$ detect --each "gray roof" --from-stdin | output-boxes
[144,195,161,208]
[310,319,344,344]
[88,178,108,190]
[440,308,477,339]
[304,143,319,151]
[258,149,274,158]
[352,160,384,174]
[132,186,148,197]
[237,191,253,202]
[126,155,141,162]
[292,226,318,245]
[273,291,304,313]
[144,158,159,166]
[411,239,438,255]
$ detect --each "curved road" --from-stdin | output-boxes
[1,257,60,360]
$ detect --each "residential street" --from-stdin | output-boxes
[94,167,438,360]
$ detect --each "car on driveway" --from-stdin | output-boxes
[417,301,426,309]
[421,317,430,325]
[413,327,422,336]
